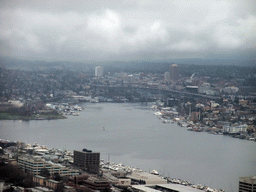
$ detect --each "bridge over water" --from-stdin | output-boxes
[91,84,221,101]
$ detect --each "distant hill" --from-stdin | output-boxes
[0,56,255,73]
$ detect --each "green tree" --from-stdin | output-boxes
[0,164,25,184]
[40,168,50,178]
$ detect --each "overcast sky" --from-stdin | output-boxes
[0,0,255,62]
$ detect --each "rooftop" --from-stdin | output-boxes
[239,176,256,184]
[126,172,167,184]
[132,184,204,192]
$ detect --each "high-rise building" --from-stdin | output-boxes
[239,176,256,192]
[164,71,170,83]
[169,64,179,82]
[95,66,104,77]
[73,149,100,174]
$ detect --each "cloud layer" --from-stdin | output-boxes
[0,0,256,61]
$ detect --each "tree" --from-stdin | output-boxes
[22,173,34,188]
[0,164,25,184]
[52,173,61,181]
[40,168,50,178]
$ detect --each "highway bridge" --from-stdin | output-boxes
[91,84,221,101]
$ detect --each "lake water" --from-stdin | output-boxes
[0,102,255,191]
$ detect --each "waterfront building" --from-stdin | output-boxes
[126,171,167,185]
[17,155,79,177]
[95,66,104,77]
[190,111,199,122]
[131,183,203,192]
[169,64,179,82]
[223,124,248,134]
[101,168,131,187]
[239,176,256,192]
[73,149,100,174]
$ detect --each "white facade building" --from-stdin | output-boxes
[164,71,170,83]
[169,64,179,82]
[95,66,104,77]
[223,124,248,133]
[18,155,79,177]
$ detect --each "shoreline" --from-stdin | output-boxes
[151,104,256,142]
[0,112,67,121]
[1,139,226,192]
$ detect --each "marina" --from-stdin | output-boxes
[1,139,225,192]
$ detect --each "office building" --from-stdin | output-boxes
[18,155,79,177]
[239,176,256,192]
[73,149,100,174]
[170,64,179,82]
[164,71,170,83]
[95,66,104,77]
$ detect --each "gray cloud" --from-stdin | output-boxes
[0,0,255,62]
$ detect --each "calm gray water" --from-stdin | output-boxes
[1,103,255,191]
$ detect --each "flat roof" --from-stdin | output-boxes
[132,184,203,192]
[157,184,204,192]
[74,150,100,154]
[132,185,159,192]
[126,172,167,184]
[239,176,256,184]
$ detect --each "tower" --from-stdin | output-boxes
[169,64,179,82]
[164,71,170,83]
[95,66,104,77]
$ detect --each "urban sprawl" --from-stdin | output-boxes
[0,63,256,192]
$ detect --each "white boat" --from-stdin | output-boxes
[73,105,82,111]
[150,170,159,175]
[154,111,162,116]
[181,123,188,127]
[162,119,170,123]
[150,105,158,110]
